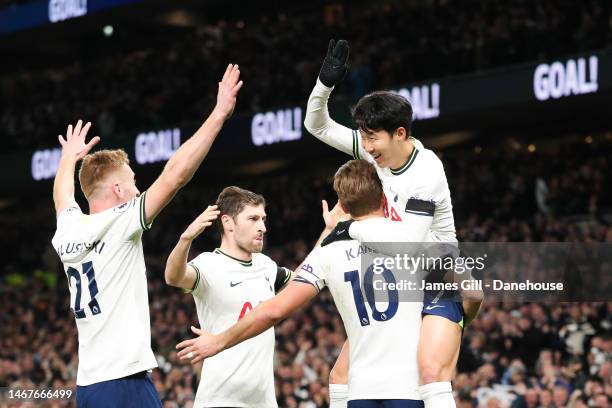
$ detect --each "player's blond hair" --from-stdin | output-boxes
[79,149,130,200]
[333,159,383,217]
[215,186,266,235]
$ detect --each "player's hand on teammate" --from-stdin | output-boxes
[213,64,244,121]
[322,200,350,231]
[321,219,355,247]
[318,39,350,88]
[180,205,220,241]
[58,120,100,161]
[176,325,222,364]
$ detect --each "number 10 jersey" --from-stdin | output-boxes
[295,219,422,401]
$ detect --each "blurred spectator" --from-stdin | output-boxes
[0,0,609,151]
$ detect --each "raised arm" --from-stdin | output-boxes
[165,205,219,290]
[304,40,359,157]
[145,64,243,224]
[53,120,100,216]
[175,202,341,363]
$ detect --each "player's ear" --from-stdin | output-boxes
[221,214,234,233]
[394,127,407,141]
[111,182,122,199]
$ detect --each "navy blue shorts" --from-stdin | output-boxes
[348,399,424,408]
[422,295,465,328]
[76,371,162,408]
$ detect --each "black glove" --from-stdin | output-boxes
[321,219,354,246]
[318,39,350,88]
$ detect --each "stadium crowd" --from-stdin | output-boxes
[0,0,609,150]
[1,136,611,407]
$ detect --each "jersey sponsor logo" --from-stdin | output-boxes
[382,195,403,222]
[230,281,243,287]
[424,304,445,311]
[300,264,314,274]
[57,240,106,256]
[238,301,253,321]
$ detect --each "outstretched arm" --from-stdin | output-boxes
[144,64,243,224]
[176,281,318,364]
[53,120,100,216]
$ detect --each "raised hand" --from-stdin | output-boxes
[322,200,350,231]
[318,39,350,88]
[58,120,100,161]
[176,326,222,365]
[180,205,220,241]
[214,64,244,120]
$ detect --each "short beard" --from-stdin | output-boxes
[238,240,263,255]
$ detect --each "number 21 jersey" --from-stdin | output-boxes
[51,193,157,386]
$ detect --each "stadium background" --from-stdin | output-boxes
[0,0,611,407]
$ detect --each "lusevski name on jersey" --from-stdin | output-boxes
[187,250,290,408]
[294,218,422,401]
[51,193,157,386]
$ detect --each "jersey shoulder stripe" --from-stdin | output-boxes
[139,191,152,231]
[184,263,202,293]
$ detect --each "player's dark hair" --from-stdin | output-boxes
[215,186,265,236]
[352,91,413,137]
[333,159,383,217]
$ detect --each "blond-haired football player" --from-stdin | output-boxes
[51,64,242,407]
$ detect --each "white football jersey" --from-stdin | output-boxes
[355,135,456,243]
[188,249,290,408]
[51,193,157,386]
[305,79,457,243]
[295,219,422,401]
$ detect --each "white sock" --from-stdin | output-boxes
[329,383,348,408]
[419,382,455,408]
